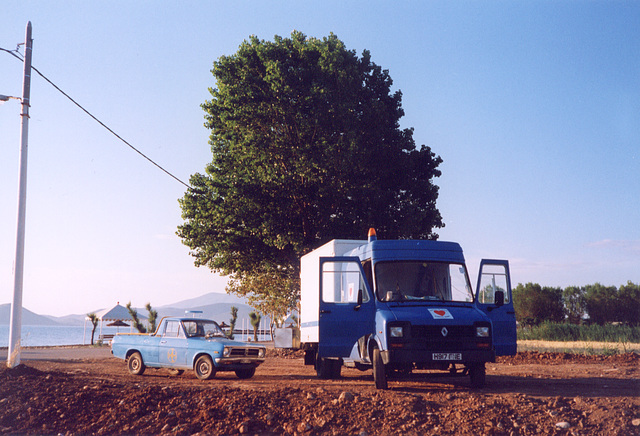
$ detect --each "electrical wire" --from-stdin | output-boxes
[1,46,190,189]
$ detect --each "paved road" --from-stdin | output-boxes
[0,346,112,362]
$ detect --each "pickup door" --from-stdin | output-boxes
[318,257,375,359]
[475,259,517,356]
[157,320,189,367]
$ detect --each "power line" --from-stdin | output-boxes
[1,46,190,189]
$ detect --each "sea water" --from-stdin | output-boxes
[0,325,271,347]
[0,325,127,347]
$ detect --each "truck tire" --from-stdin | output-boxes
[127,352,145,376]
[316,357,333,379]
[469,363,486,389]
[331,359,342,378]
[373,348,388,390]
[194,355,216,380]
[235,368,256,379]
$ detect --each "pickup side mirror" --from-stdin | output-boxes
[494,290,505,307]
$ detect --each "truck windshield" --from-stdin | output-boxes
[375,261,473,303]
[182,320,226,338]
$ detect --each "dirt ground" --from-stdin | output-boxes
[1,349,639,435]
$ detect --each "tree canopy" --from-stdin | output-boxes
[513,283,565,326]
[178,32,443,313]
[513,281,640,326]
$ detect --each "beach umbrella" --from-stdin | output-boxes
[107,320,130,333]
[107,320,130,327]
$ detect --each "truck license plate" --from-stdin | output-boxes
[432,353,462,361]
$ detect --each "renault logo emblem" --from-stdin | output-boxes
[441,327,448,337]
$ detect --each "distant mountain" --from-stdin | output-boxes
[155,302,267,327]
[44,314,86,326]
[158,292,249,310]
[0,304,61,326]
[0,292,265,327]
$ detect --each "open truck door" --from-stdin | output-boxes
[318,257,375,359]
[475,259,517,356]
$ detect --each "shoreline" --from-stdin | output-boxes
[2,340,640,353]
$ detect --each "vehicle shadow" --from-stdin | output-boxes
[390,373,639,398]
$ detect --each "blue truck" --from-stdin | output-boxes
[111,317,266,380]
[275,229,517,389]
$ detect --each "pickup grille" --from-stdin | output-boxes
[228,348,261,357]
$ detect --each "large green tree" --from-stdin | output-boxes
[563,286,586,324]
[617,281,640,326]
[512,283,565,326]
[178,32,443,311]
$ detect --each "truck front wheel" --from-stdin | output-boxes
[373,348,388,390]
[127,352,145,376]
[469,363,486,389]
[194,355,216,380]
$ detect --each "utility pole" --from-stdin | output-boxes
[7,21,33,369]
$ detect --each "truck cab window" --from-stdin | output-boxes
[361,259,373,291]
[322,260,370,304]
[477,264,510,304]
[375,261,473,303]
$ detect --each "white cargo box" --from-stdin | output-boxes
[300,239,366,344]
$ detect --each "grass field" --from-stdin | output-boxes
[517,340,640,354]
[517,322,640,343]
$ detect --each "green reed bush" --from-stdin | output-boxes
[517,321,640,343]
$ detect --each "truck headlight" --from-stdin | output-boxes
[476,326,490,337]
[258,348,265,358]
[390,326,404,338]
[223,347,231,357]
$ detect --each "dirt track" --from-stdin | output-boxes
[1,349,639,435]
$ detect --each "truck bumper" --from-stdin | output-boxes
[381,349,495,365]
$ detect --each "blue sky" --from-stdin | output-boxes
[1,1,638,317]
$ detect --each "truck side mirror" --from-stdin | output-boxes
[494,290,505,307]
[355,288,363,310]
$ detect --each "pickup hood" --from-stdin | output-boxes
[382,303,489,326]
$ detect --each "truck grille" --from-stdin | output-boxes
[411,325,475,351]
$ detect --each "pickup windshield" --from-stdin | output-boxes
[375,261,473,303]
[182,320,226,338]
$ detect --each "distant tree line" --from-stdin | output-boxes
[513,281,640,326]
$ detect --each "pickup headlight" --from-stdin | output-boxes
[476,326,490,337]
[223,347,231,357]
[390,326,404,338]
[258,348,266,358]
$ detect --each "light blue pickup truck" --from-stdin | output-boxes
[111,317,266,380]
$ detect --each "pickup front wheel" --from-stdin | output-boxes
[235,368,256,379]
[194,355,216,380]
[127,352,145,376]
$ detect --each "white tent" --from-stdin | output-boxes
[83,303,149,344]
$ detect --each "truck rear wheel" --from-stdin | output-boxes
[373,348,388,390]
[127,352,145,376]
[316,357,341,379]
[194,355,216,380]
[469,363,486,389]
